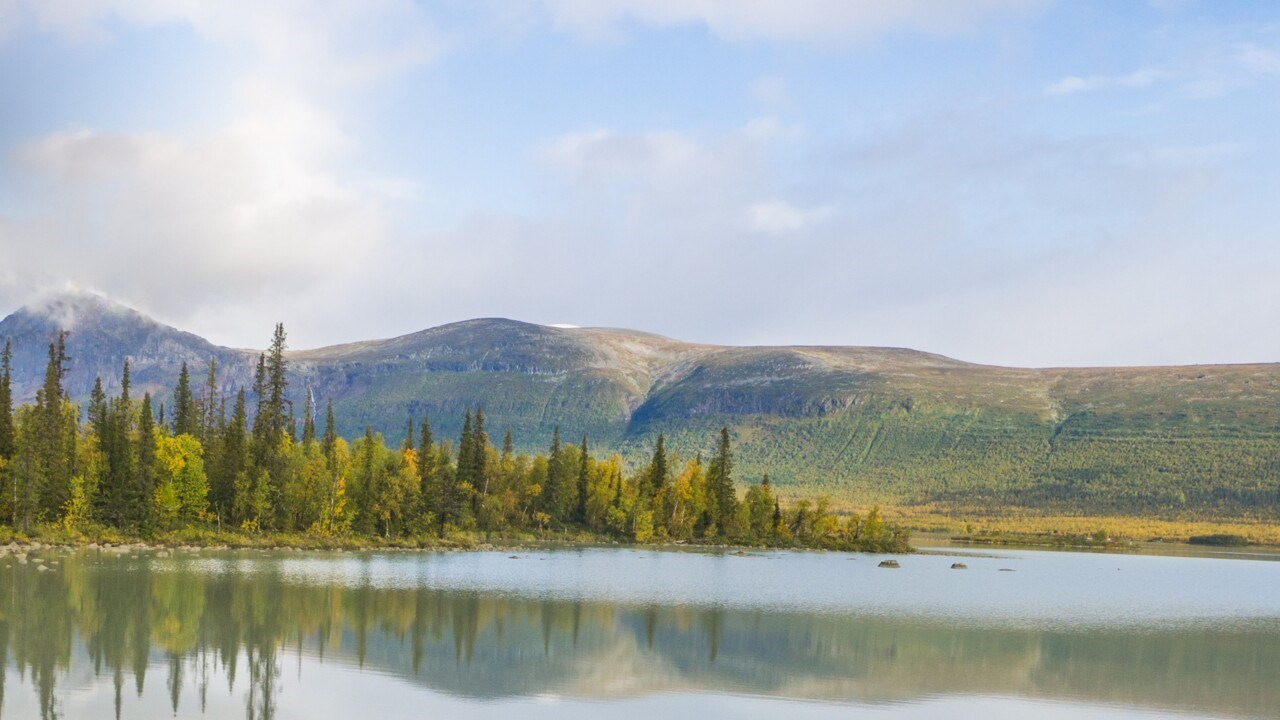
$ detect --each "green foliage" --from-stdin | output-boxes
[0,338,13,460]
[0,323,915,553]
[154,433,209,527]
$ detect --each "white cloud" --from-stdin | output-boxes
[541,128,702,179]
[1045,68,1166,95]
[2,1,441,94]
[1236,43,1280,76]
[748,200,833,235]
[0,0,441,346]
[538,0,1043,44]
[752,74,787,106]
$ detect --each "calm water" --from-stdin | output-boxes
[1,544,1278,719]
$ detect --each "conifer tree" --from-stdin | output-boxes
[322,400,337,460]
[302,385,316,446]
[472,408,488,494]
[199,357,220,443]
[0,338,15,460]
[265,324,289,439]
[98,361,134,525]
[35,332,72,518]
[130,393,157,528]
[416,414,436,521]
[435,441,456,533]
[647,434,668,498]
[575,435,590,524]
[172,361,196,437]
[402,418,415,452]
[706,427,737,536]
[456,409,474,489]
[545,426,566,522]
[353,425,378,534]
[213,389,248,523]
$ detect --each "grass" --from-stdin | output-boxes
[877,506,1280,546]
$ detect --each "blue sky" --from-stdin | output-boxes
[0,1,1277,366]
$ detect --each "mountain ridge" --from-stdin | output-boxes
[2,290,1278,519]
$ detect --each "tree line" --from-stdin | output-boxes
[0,327,908,552]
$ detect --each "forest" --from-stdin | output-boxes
[0,327,909,553]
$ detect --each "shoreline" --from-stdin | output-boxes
[0,526,914,556]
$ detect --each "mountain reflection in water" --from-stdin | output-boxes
[0,547,1277,719]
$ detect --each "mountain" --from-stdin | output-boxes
[2,290,1278,519]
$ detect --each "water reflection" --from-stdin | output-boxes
[0,548,1276,719]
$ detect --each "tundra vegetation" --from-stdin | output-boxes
[0,329,909,552]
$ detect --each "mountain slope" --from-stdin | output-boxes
[2,291,1278,518]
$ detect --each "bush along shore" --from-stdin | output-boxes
[0,329,911,556]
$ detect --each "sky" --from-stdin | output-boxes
[0,0,1277,367]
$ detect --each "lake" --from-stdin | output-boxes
[1,543,1278,719]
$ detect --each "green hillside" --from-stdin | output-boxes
[2,291,1278,521]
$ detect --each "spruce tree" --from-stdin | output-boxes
[456,410,474,489]
[322,400,337,459]
[353,425,377,534]
[172,361,196,436]
[36,332,72,519]
[88,377,108,435]
[265,324,289,439]
[416,414,436,521]
[0,338,15,460]
[706,427,737,536]
[200,357,220,443]
[99,361,134,526]
[471,408,489,504]
[214,389,248,523]
[302,386,316,446]
[402,418,415,452]
[435,441,455,534]
[575,435,589,524]
[131,393,157,529]
[545,426,566,523]
[647,434,668,498]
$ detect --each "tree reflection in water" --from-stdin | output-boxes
[0,549,1277,720]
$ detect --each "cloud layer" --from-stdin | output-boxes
[1,1,1278,368]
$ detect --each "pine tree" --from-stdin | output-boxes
[647,434,668,498]
[265,324,289,439]
[353,425,378,534]
[575,435,590,524]
[472,408,488,495]
[456,409,474,489]
[544,425,569,523]
[98,361,135,526]
[435,441,456,534]
[247,324,289,528]
[0,338,15,460]
[130,393,157,529]
[199,357,221,443]
[416,414,436,523]
[322,400,337,460]
[88,377,107,434]
[302,385,316,446]
[172,361,196,437]
[214,389,248,524]
[35,332,72,519]
[402,418,415,452]
[706,427,737,536]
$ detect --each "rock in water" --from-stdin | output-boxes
[951,563,968,569]
[878,560,901,568]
